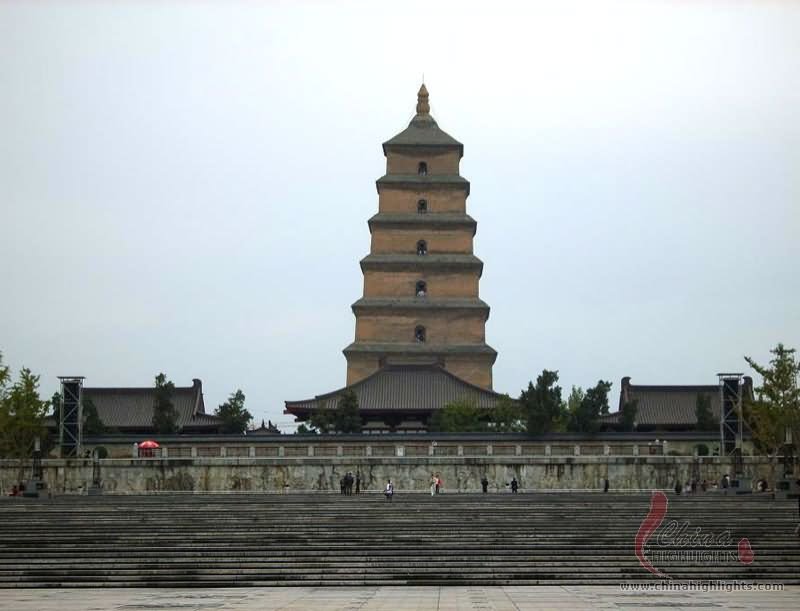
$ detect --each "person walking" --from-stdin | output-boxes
[435,474,443,494]
[510,477,518,493]
[355,472,361,495]
[384,479,394,502]
[603,478,609,493]
[430,473,437,497]
[481,476,489,494]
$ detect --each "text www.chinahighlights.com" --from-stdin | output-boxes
[620,581,784,593]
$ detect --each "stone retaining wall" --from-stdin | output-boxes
[1,456,790,495]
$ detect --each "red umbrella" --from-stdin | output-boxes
[138,440,160,449]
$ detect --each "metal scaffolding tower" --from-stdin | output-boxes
[58,376,85,458]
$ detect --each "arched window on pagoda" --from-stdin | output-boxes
[417,199,428,214]
[414,326,426,343]
[415,280,427,298]
[416,240,428,256]
[418,162,428,176]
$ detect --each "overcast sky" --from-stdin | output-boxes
[1,0,798,430]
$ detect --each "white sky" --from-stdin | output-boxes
[1,0,798,430]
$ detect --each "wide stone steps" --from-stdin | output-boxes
[0,493,797,586]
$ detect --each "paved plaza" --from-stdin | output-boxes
[1,586,799,611]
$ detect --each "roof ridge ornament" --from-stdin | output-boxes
[416,83,430,115]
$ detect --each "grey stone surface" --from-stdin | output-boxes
[1,586,799,610]
[0,455,782,495]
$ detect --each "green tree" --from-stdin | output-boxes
[430,400,487,432]
[745,344,800,463]
[309,403,335,434]
[50,391,62,427]
[0,355,49,461]
[520,370,565,435]
[563,386,584,431]
[567,380,612,433]
[215,389,252,434]
[83,397,106,436]
[0,353,8,392]
[334,389,361,434]
[695,394,716,431]
[295,423,317,435]
[489,395,526,432]
[620,398,638,432]
[152,373,179,434]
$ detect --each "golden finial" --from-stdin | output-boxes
[416,83,430,115]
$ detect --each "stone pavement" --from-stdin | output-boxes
[1,586,799,610]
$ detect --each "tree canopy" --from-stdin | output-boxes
[619,398,638,432]
[488,395,526,432]
[0,352,49,459]
[429,400,487,432]
[425,395,523,433]
[334,390,362,434]
[152,373,179,434]
[520,370,565,434]
[309,390,361,434]
[215,389,252,434]
[567,380,612,433]
[695,394,716,431]
[745,343,800,456]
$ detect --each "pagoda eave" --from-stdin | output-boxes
[351,297,490,320]
[381,142,464,158]
[376,174,470,196]
[367,213,477,235]
[360,254,484,274]
[343,342,498,360]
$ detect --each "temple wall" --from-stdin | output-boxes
[378,188,466,214]
[444,355,495,389]
[363,270,479,298]
[345,354,380,385]
[0,455,782,496]
[355,312,485,343]
[371,228,473,255]
[386,150,461,175]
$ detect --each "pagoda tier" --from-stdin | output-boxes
[344,84,497,389]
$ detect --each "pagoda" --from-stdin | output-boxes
[345,84,496,387]
[286,85,503,432]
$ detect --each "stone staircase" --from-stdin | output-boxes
[0,492,797,587]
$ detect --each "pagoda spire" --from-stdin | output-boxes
[416,83,430,115]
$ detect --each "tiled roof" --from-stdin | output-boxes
[382,113,463,153]
[285,365,508,414]
[599,376,752,428]
[600,385,720,427]
[248,420,281,436]
[80,379,220,431]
